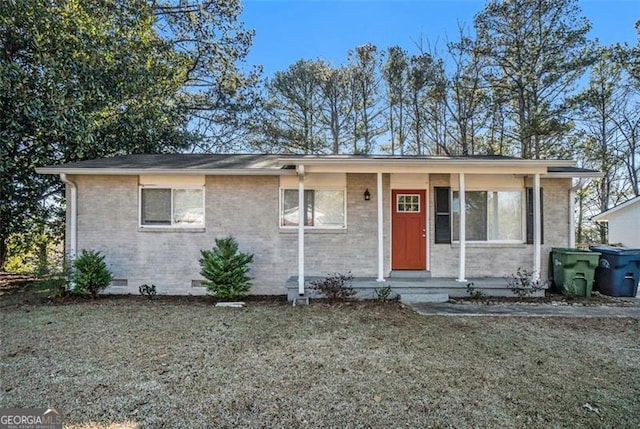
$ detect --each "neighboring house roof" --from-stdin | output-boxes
[592,195,640,221]
[36,153,601,177]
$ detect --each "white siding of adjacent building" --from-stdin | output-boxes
[604,203,640,247]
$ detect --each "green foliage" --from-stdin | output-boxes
[139,284,157,299]
[199,237,254,299]
[1,0,257,270]
[154,0,260,151]
[4,229,63,274]
[310,272,356,302]
[506,268,547,298]
[465,282,486,299]
[473,0,596,159]
[72,250,113,298]
[562,282,577,300]
[374,285,393,302]
[33,251,74,298]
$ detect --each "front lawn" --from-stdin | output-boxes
[1,291,638,428]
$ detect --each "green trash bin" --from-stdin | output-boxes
[550,248,601,297]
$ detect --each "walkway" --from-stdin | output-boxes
[409,301,640,317]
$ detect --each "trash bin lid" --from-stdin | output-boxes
[552,247,599,254]
[589,245,640,256]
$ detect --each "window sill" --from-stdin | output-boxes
[449,242,527,248]
[138,227,206,233]
[279,228,347,234]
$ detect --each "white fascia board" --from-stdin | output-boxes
[278,158,575,174]
[35,168,296,176]
[279,157,575,167]
[542,172,605,179]
[300,164,551,175]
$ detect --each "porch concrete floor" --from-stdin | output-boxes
[285,276,524,301]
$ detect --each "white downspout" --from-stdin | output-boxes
[297,165,305,295]
[533,173,542,282]
[457,173,467,282]
[376,172,384,282]
[59,174,77,259]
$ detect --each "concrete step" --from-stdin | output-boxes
[389,270,431,279]
[400,293,449,304]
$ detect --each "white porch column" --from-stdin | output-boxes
[457,173,467,282]
[533,173,542,282]
[376,172,384,282]
[569,183,576,248]
[297,165,305,295]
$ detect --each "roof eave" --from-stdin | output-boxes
[278,157,576,168]
[542,172,605,179]
[35,167,295,176]
[592,196,640,221]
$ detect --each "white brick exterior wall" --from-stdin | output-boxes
[67,173,571,295]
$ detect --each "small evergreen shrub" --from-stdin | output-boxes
[139,284,157,299]
[72,250,113,297]
[199,236,254,299]
[310,272,355,301]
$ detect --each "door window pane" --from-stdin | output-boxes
[397,194,420,212]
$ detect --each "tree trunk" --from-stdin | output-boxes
[0,236,8,272]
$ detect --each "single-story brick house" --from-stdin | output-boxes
[37,154,600,300]
[592,195,640,248]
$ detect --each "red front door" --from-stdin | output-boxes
[392,190,426,270]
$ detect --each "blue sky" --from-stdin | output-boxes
[240,0,639,77]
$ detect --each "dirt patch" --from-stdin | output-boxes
[1,286,639,428]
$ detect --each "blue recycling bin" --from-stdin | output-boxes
[590,246,640,297]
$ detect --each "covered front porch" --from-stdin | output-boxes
[283,156,562,302]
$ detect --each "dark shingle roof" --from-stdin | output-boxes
[37,153,600,177]
[40,153,283,170]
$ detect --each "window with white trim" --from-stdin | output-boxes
[140,187,204,227]
[452,190,524,242]
[280,189,346,228]
[396,194,420,212]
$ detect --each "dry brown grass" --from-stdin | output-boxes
[1,289,639,428]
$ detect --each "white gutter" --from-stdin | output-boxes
[543,172,604,179]
[38,168,295,176]
[279,157,576,168]
[59,174,77,259]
